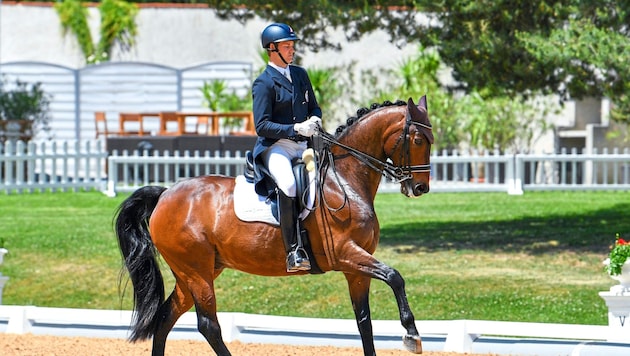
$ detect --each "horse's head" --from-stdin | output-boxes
[322,97,433,199]
[386,96,433,197]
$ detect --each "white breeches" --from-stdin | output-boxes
[261,139,307,197]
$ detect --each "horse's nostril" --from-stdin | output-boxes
[415,183,429,195]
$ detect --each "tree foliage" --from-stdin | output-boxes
[365,47,554,151]
[54,0,138,64]
[205,0,421,51]
[202,0,630,127]
[54,0,95,60]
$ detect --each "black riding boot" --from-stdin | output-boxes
[277,190,311,272]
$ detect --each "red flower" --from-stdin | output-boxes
[617,237,628,245]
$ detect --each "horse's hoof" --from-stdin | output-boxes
[402,334,422,354]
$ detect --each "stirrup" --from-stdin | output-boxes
[286,249,311,272]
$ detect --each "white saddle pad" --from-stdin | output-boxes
[233,173,316,225]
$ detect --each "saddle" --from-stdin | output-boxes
[244,150,311,219]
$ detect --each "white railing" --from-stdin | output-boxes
[517,147,630,191]
[104,150,246,197]
[2,140,630,196]
[426,149,521,194]
[0,305,628,355]
[0,140,108,194]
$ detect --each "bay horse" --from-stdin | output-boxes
[114,96,433,356]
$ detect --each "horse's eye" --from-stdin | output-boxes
[414,137,423,145]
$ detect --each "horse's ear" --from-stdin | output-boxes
[418,95,427,110]
[407,97,422,120]
[409,95,434,144]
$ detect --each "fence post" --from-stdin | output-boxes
[4,141,15,188]
[507,154,523,195]
[105,155,118,197]
[4,306,33,334]
[443,320,478,353]
[16,141,25,193]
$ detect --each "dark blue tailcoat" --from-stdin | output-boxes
[251,65,322,197]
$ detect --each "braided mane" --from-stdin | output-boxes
[333,100,406,137]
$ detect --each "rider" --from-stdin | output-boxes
[251,23,322,272]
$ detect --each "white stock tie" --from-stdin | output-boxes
[284,69,292,83]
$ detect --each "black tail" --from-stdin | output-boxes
[114,185,167,342]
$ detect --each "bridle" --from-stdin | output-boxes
[317,110,432,184]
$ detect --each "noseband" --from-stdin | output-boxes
[318,113,432,184]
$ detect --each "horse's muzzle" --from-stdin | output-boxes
[402,181,430,197]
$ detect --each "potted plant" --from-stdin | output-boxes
[0,78,52,143]
[603,233,630,289]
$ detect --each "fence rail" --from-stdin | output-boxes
[2,140,630,195]
[0,305,627,355]
[0,140,108,194]
[104,150,246,197]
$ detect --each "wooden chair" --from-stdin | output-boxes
[119,113,150,136]
[94,111,118,138]
[194,115,215,135]
[158,112,180,136]
[227,112,256,136]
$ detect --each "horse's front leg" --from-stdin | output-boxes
[371,260,422,354]
[344,272,376,356]
[343,254,422,354]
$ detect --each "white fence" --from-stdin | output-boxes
[425,147,630,195]
[0,140,108,194]
[104,149,246,197]
[2,140,630,195]
[0,61,253,141]
[1,305,628,356]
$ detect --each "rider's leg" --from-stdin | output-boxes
[263,141,310,272]
[277,189,311,272]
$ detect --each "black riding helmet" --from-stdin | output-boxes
[261,23,300,49]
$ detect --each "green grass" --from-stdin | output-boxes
[0,190,628,325]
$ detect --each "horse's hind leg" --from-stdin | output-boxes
[192,278,232,356]
[151,278,195,356]
[152,271,231,355]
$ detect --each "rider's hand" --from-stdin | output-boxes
[294,120,317,137]
[307,116,322,127]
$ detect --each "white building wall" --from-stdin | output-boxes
[1,3,416,72]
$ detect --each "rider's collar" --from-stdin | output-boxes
[269,63,289,76]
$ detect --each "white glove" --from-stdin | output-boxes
[307,116,322,128]
[294,120,317,137]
